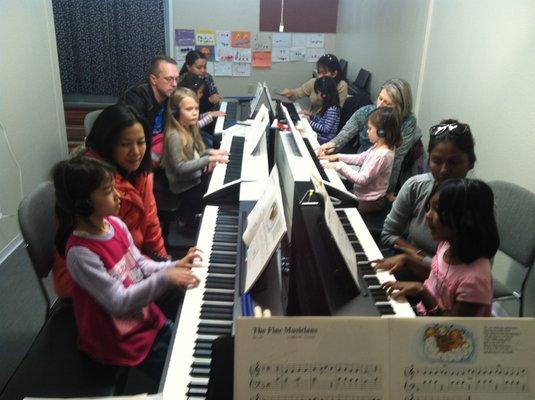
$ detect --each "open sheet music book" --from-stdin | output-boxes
[235,317,535,400]
[310,175,358,287]
[242,166,287,293]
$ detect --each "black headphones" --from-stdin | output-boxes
[59,165,94,217]
[373,107,395,138]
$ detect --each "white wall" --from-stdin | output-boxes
[336,0,429,98]
[171,0,336,96]
[417,0,535,192]
[0,0,67,252]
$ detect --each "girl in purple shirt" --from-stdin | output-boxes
[381,178,499,317]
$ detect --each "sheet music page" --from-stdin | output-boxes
[243,167,287,292]
[389,317,535,400]
[310,175,359,285]
[245,107,269,155]
[235,317,390,400]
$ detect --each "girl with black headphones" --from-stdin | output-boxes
[320,107,401,214]
[53,156,201,379]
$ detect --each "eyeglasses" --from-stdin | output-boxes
[430,123,470,136]
[162,76,179,83]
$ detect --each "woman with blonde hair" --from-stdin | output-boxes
[161,88,228,230]
[318,78,420,194]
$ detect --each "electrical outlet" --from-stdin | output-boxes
[247,83,255,94]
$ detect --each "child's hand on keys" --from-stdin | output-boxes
[381,281,424,300]
[372,254,408,275]
[174,247,205,269]
[165,268,200,289]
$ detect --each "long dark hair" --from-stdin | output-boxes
[316,54,342,83]
[178,73,206,96]
[53,156,115,255]
[180,50,206,75]
[86,104,151,177]
[435,178,499,263]
[314,76,340,116]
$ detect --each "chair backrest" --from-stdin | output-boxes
[489,181,535,268]
[339,58,348,81]
[18,181,56,280]
[489,181,535,316]
[339,94,372,131]
[84,109,104,137]
[354,68,371,93]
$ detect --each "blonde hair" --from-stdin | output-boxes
[381,78,413,122]
[163,88,205,164]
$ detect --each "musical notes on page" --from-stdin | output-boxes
[403,364,529,394]
[248,362,382,391]
[248,395,383,400]
[237,318,535,400]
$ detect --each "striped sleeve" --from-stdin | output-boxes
[310,106,341,143]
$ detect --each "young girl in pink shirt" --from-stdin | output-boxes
[321,107,401,214]
[381,178,499,317]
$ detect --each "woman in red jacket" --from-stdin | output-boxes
[53,105,182,317]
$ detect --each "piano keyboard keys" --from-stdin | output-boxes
[335,208,415,317]
[161,205,241,399]
[223,136,245,184]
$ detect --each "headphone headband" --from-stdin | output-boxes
[385,79,405,110]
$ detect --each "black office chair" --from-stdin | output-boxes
[153,168,182,246]
[339,58,348,81]
[354,68,372,94]
[1,182,127,400]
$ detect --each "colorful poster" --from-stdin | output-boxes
[215,47,234,62]
[214,61,233,76]
[195,45,215,62]
[234,48,252,63]
[272,47,290,62]
[252,32,272,51]
[306,47,325,62]
[252,51,272,68]
[195,29,216,46]
[175,45,195,62]
[289,47,306,62]
[272,32,292,48]
[231,31,251,48]
[175,29,195,46]
[216,30,231,48]
[233,62,251,77]
[306,33,325,48]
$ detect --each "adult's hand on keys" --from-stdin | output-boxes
[316,141,335,157]
[372,254,409,276]
[279,88,292,98]
[208,93,222,104]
